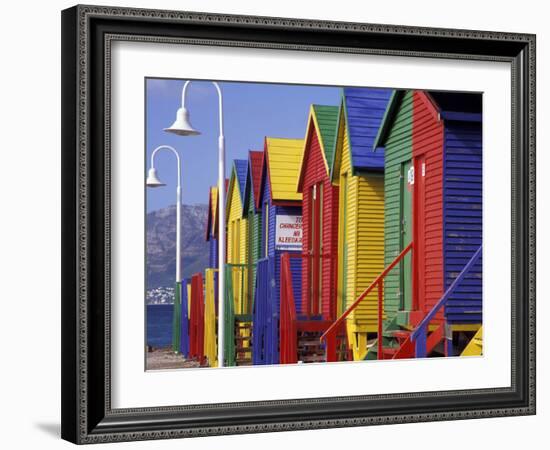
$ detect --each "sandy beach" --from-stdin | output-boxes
[146,347,203,370]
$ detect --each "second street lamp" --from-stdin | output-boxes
[164,80,226,368]
[146,145,183,354]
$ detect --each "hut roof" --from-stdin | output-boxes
[428,90,482,120]
[312,104,339,165]
[264,137,304,203]
[205,186,218,241]
[225,159,248,220]
[248,150,265,210]
[332,87,393,174]
[233,159,248,202]
[297,104,339,191]
[374,90,482,150]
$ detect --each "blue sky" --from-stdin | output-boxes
[146,79,341,212]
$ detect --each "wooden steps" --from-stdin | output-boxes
[297,331,325,363]
[367,322,445,360]
[460,326,483,356]
[234,320,253,366]
[296,326,349,364]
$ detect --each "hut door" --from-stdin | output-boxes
[340,174,349,318]
[234,219,241,313]
[247,215,255,315]
[413,155,426,311]
[400,160,413,312]
[309,182,323,316]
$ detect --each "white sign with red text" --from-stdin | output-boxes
[275,215,303,251]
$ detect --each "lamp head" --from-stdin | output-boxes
[146,168,166,188]
[164,107,201,136]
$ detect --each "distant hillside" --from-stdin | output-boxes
[147,204,209,290]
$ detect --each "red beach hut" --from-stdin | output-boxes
[297,105,340,321]
[279,105,351,364]
[369,89,483,359]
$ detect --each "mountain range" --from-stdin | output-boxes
[147,203,209,289]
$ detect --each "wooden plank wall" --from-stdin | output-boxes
[443,120,483,324]
[301,127,339,320]
[383,91,414,319]
[412,91,445,322]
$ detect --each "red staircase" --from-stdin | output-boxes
[321,242,414,361]
[280,253,349,364]
[379,324,445,359]
[321,243,482,361]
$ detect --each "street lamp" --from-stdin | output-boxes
[164,80,226,367]
[146,145,183,354]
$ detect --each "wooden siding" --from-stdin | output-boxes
[443,120,482,324]
[297,105,339,191]
[246,170,262,309]
[249,151,265,211]
[261,175,302,314]
[353,173,385,327]
[208,237,218,269]
[412,91,445,323]
[203,268,218,367]
[246,150,265,305]
[226,161,249,314]
[226,170,243,265]
[327,89,391,358]
[271,205,303,315]
[384,91,414,319]
[206,186,219,268]
[338,125,385,330]
[312,105,339,169]
[265,137,304,202]
[300,122,339,320]
[256,170,302,364]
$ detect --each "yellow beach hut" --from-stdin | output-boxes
[225,159,252,365]
[203,185,219,367]
[329,88,393,360]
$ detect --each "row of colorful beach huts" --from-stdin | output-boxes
[175,87,483,367]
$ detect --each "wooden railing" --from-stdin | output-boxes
[223,266,236,366]
[189,273,205,365]
[252,258,269,365]
[279,252,332,363]
[203,269,218,367]
[410,245,482,357]
[280,252,299,364]
[179,278,190,357]
[223,263,253,366]
[321,242,413,361]
[225,263,252,315]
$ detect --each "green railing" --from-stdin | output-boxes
[223,263,252,366]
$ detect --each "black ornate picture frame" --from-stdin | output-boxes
[61,4,536,444]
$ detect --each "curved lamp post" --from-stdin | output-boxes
[146,145,183,354]
[164,80,226,367]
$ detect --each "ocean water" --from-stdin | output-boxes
[147,304,173,348]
